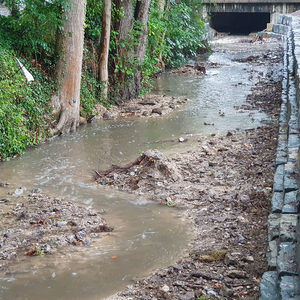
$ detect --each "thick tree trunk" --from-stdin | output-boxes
[130,0,151,97]
[111,0,151,102]
[51,0,86,135]
[113,0,133,82]
[98,0,111,99]
[134,0,151,62]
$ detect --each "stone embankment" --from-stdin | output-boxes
[260,14,300,300]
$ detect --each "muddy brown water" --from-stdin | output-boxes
[0,36,280,299]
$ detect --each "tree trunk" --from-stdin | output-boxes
[134,0,151,62]
[113,0,133,83]
[157,0,169,71]
[51,0,86,135]
[98,0,111,99]
[111,0,151,102]
[131,0,151,96]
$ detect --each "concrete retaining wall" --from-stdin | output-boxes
[260,14,300,300]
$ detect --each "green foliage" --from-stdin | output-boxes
[147,0,205,70]
[85,0,103,43]
[0,48,54,160]
[0,0,70,68]
[80,71,110,120]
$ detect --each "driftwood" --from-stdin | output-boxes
[94,153,156,180]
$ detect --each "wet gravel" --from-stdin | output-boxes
[0,191,112,272]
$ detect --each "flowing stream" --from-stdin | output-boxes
[0,36,279,299]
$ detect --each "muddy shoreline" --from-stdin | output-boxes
[104,42,282,299]
[0,189,112,272]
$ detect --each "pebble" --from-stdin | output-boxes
[90,233,99,239]
[244,255,254,262]
[0,199,9,203]
[179,291,195,300]
[30,188,41,194]
[207,290,218,297]
[178,137,185,142]
[82,239,91,246]
[226,269,248,279]
[152,108,163,115]
[161,284,170,292]
[14,187,26,196]
[57,221,68,227]
[75,230,86,241]
[41,244,51,253]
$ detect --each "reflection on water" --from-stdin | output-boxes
[0,36,275,299]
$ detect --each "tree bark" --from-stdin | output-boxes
[113,0,133,83]
[111,0,151,102]
[51,0,86,135]
[134,0,151,62]
[98,0,111,99]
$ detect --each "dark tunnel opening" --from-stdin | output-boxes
[210,12,270,35]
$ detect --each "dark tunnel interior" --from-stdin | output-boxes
[210,12,271,35]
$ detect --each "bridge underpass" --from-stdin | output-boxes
[210,12,270,34]
[202,0,300,34]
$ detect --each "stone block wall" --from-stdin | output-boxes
[260,14,300,300]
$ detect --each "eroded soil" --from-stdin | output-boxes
[103,43,282,299]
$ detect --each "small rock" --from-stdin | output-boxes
[161,284,170,293]
[90,233,99,239]
[169,104,175,109]
[75,230,86,241]
[41,244,51,253]
[142,111,149,116]
[14,187,26,196]
[226,131,233,137]
[51,272,56,279]
[152,108,163,115]
[4,232,18,239]
[179,291,195,300]
[244,255,254,262]
[178,137,185,142]
[130,172,135,176]
[207,290,218,297]
[139,98,156,106]
[82,239,91,246]
[57,221,68,227]
[66,235,77,245]
[103,112,117,120]
[0,199,9,203]
[33,230,44,237]
[30,188,41,194]
[226,269,248,279]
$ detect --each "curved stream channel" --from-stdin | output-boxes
[0,37,278,299]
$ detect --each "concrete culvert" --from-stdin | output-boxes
[210,12,270,35]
